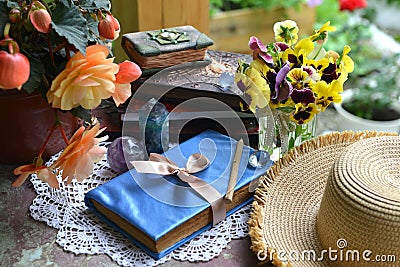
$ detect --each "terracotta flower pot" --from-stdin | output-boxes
[0,89,79,164]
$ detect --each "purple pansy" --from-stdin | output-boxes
[236,79,247,92]
[249,36,273,65]
[290,88,316,105]
[249,36,267,52]
[274,42,289,52]
[273,61,292,101]
[302,66,314,76]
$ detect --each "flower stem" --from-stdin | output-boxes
[3,23,10,38]
[59,124,69,145]
[312,44,323,60]
[47,33,54,65]
[54,109,70,145]
[37,126,56,158]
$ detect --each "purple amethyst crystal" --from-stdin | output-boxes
[107,136,147,173]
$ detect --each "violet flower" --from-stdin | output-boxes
[249,36,273,65]
[274,42,289,52]
[273,61,292,101]
[290,88,316,105]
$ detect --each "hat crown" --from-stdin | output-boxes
[317,136,400,265]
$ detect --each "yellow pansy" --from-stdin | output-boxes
[236,67,270,112]
[314,80,343,111]
[273,20,299,46]
[250,59,274,80]
[310,21,337,42]
[291,103,319,124]
[340,45,354,73]
[282,38,315,68]
[287,68,309,89]
[270,98,296,110]
[317,21,337,33]
[337,68,349,85]
[307,58,330,74]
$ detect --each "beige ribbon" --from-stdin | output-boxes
[131,153,226,225]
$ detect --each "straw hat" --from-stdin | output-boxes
[248,131,400,267]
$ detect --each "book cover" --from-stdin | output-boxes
[122,25,214,69]
[84,130,271,259]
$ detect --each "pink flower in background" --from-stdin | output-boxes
[307,0,323,7]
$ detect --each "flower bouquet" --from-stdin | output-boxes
[235,20,354,164]
[0,0,142,187]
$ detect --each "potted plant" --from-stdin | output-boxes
[208,0,320,53]
[334,54,400,132]
[315,0,400,132]
[0,0,141,187]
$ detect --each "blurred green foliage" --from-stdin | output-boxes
[209,0,307,16]
[315,0,400,120]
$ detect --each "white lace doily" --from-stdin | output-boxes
[29,143,252,267]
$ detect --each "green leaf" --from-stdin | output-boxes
[23,57,45,93]
[288,137,295,151]
[79,0,111,11]
[51,2,89,54]
[58,0,72,8]
[71,106,92,122]
[84,13,100,43]
[294,124,303,138]
[0,2,11,39]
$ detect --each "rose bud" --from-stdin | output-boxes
[9,8,21,23]
[116,61,142,84]
[30,9,52,33]
[0,51,30,90]
[98,14,120,40]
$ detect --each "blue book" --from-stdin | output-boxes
[84,130,271,259]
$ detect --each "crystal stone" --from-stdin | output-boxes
[107,136,147,173]
[139,98,169,154]
[219,71,235,91]
[248,150,271,168]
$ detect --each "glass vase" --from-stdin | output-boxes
[249,109,317,167]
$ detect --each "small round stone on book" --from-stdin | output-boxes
[219,72,234,91]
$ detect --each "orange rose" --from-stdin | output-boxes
[51,121,108,184]
[47,45,119,110]
[13,164,58,188]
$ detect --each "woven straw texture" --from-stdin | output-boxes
[317,136,400,266]
[248,131,399,267]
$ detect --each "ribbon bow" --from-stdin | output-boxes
[131,153,226,225]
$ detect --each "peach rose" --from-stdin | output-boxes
[47,45,119,110]
[51,121,108,184]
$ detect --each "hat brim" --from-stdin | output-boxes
[248,131,398,267]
